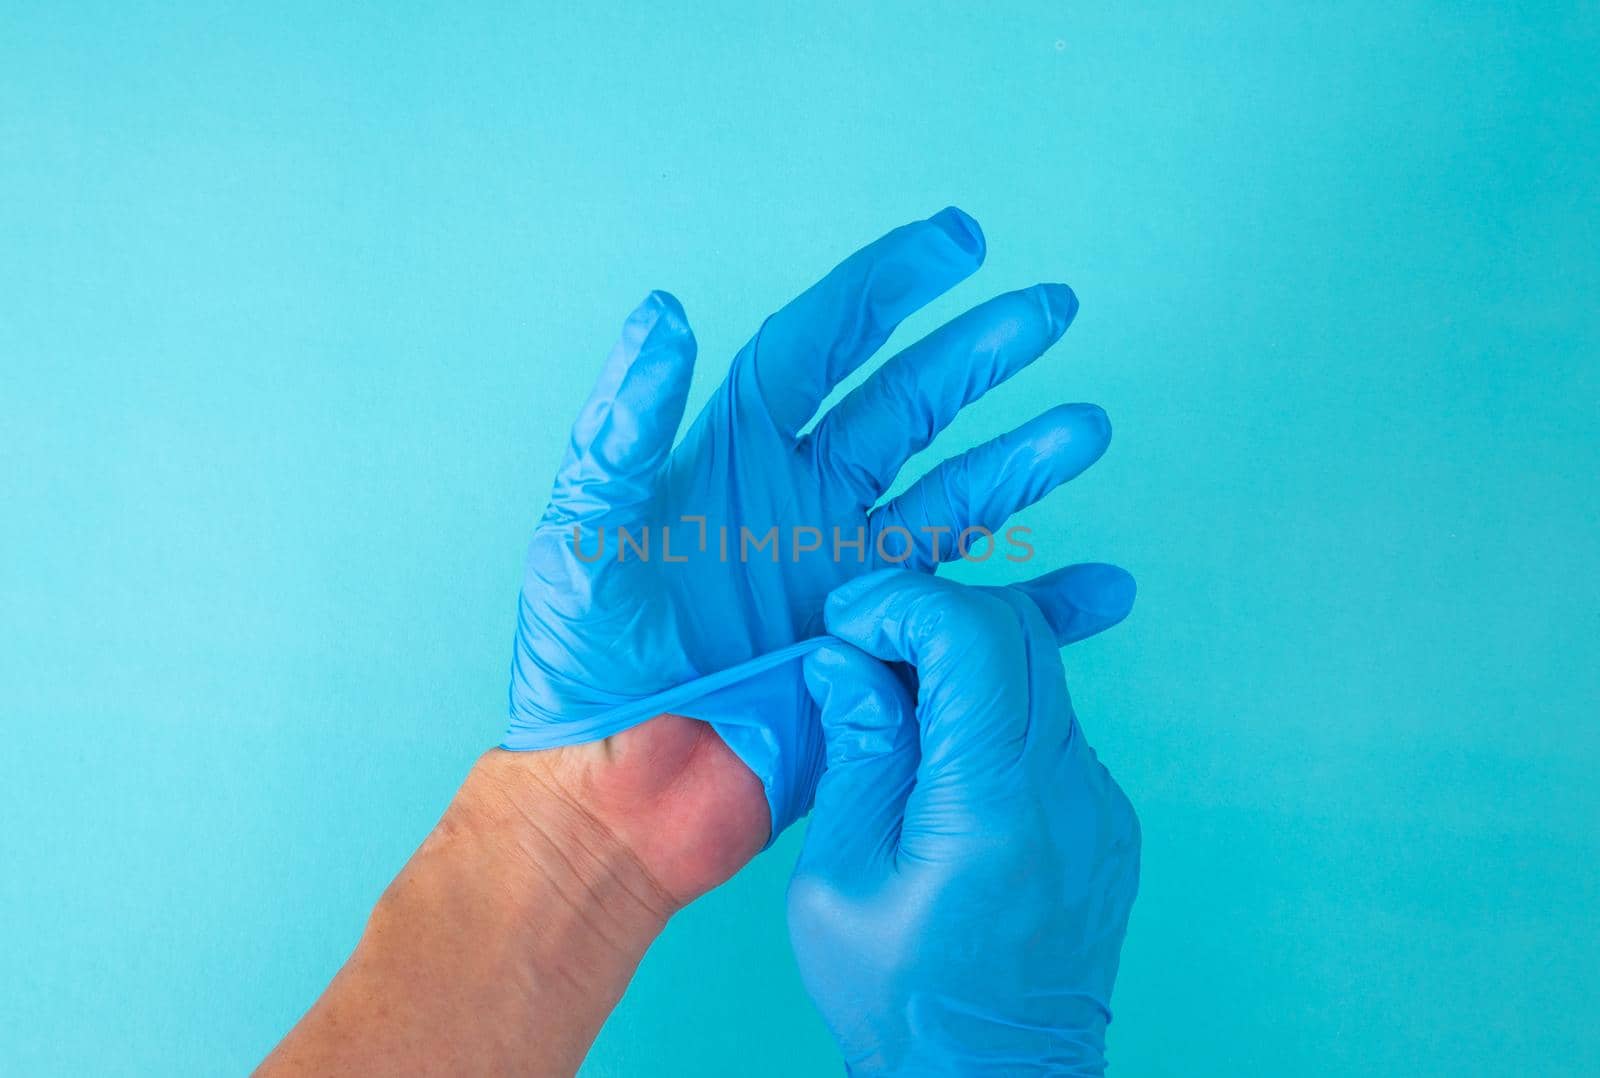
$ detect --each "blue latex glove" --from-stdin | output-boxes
[788,568,1141,1076]
[506,208,1115,840]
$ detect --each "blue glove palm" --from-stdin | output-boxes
[788,569,1141,1076]
[506,209,1114,838]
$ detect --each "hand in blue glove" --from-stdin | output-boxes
[788,568,1141,1077]
[506,208,1116,844]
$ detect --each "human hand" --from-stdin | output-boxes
[507,210,1117,885]
[787,568,1141,1076]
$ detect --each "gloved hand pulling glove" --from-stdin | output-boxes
[788,569,1140,1076]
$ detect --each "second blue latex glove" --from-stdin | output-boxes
[788,569,1141,1076]
[505,209,1116,840]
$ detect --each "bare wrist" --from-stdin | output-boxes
[452,749,680,936]
[277,752,676,1076]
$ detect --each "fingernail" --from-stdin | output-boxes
[634,290,690,343]
[1037,283,1080,335]
[644,289,684,317]
[929,206,986,261]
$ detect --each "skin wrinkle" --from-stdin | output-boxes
[438,778,632,954]
[471,766,665,938]
[521,812,637,955]
[507,760,681,925]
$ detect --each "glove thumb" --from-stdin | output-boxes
[546,291,697,527]
[793,643,919,880]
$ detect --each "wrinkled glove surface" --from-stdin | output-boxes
[506,209,1115,839]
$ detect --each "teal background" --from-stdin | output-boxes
[3,3,1597,1074]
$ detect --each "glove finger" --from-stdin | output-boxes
[823,570,1032,774]
[868,403,1110,571]
[996,565,1136,759]
[793,642,919,879]
[732,207,985,440]
[546,291,696,525]
[1009,562,1136,646]
[808,284,1077,504]
[988,583,1080,753]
